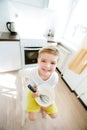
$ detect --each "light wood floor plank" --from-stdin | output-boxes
[0,71,87,130]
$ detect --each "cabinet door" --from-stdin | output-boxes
[75,76,87,96]
[75,76,87,106]
[80,93,87,107]
[57,45,71,73]
[0,41,22,72]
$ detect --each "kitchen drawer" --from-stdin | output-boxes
[0,41,22,72]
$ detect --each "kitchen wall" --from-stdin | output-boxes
[0,0,57,38]
[13,3,57,37]
[0,0,73,39]
[0,0,10,32]
[0,0,87,50]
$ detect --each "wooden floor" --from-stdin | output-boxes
[0,70,87,130]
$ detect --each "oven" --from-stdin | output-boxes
[20,38,47,68]
[22,47,42,68]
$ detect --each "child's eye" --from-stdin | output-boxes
[41,60,46,63]
[51,62,55,65]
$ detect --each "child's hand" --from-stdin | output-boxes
[32,91,40,98]
[32,86,40,98]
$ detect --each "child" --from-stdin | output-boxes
[25,45,59,121]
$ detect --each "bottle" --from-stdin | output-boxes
[48,29,52,36]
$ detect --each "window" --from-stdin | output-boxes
[64,0,87,49]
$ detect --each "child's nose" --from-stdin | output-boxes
[46,63,50,68]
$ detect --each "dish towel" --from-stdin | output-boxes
[68,49,87,74]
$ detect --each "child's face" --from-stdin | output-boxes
[38,52,58,77]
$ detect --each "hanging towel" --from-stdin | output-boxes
[68,49,87,74]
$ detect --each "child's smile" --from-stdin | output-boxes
[38,52,58,80]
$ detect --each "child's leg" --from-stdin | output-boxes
[45,102,58,119]
[26,92,40,121]
[40,107,47,118]
[28,112,37,121]
[48,113,57,119]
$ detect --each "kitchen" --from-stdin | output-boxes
[0,0,87,130]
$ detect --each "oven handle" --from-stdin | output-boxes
[24,47,42,50]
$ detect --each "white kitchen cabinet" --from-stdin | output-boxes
[79,93,87,107]
[0,41,22,72]
[61,46,87,91]
[57,44,71,73]
[62,62,87,91]
[75,76,87,106]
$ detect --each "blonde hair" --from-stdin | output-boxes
[38,45,59,59]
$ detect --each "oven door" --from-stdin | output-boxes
[22,47,41,67]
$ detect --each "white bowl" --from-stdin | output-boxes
[35,89,53,107]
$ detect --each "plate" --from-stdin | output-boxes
[35,89,53,107]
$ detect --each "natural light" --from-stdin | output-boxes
[64,0,87,49]
[0,73,17,98]
[8,0,87,50]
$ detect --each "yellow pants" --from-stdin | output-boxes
[26,91,58,114]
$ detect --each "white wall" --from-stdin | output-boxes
[53,0,78,39]
[13,2,57,37]
[0,0,10,32]
[10,0,49,8]
[0,0,75,39]
[0,0,57,38]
